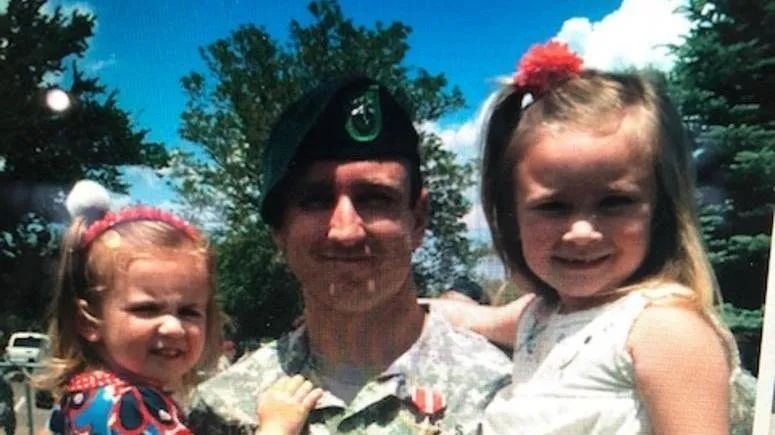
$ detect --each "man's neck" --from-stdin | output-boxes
[304,286,426,371]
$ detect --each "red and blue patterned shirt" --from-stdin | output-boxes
[49,370,192,435]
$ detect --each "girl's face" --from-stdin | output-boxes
[89,252,209,387]
[513,126,656,311]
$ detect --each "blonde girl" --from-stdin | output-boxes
[434,41,753,434]
[38,180,320,435]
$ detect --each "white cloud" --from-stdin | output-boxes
[110,192,132,210]
[124,165,164,190]
[153,200,187,214]
[122,165,180,210]
[416,92,509,243]
[417,90,502,162]
[107,193,182,214]
[556,0,690,71]
[418,118,479,159]
[87,53,117,73]
[462,203,490,235]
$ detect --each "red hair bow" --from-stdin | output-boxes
[514,40,583,95]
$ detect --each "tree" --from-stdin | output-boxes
[169,0,477,343]
[669,0,774,372]
[0,0,167,331]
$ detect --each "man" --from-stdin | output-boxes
[188,76,510,434]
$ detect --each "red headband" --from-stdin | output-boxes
[81,206,201,247]
[513,40,583,95]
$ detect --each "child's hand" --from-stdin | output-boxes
[256,375,323,435]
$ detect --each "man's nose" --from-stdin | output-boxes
[562,217,603,245]
[328,196,366,245]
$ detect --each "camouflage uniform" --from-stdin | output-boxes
[0,374,14,435]
[188,309,511,434]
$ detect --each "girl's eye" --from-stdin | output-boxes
[129,303,160,316]
[599,195,636,210]
[533,201,570,214]
[179,307,203,318]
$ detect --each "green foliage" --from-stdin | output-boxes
[670,0,774,310]
[719,303,763,332]
[0,0,168,331]
[413,133,477,292]
[170,0,477,341]
[215,223,302,342]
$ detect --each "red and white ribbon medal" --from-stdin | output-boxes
[410,386,446,434]
[411,385,446,415]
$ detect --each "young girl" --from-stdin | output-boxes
[37,180,322,435]
[435,41,754,434]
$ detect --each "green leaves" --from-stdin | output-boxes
[669,0,772,373]
[719,303,763,332]
[0,0,169,331]
[670,0,773,314]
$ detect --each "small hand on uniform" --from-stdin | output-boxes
[256,375,323,435]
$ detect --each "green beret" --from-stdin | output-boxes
[260,76,419,223]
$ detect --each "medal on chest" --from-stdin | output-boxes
[409,386,445,434]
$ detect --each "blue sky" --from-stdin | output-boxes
[7,0,691,235]
[59,0,623,146]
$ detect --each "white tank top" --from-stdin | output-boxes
[483,284,755,435]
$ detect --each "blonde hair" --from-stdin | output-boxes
[36,217,222,396]
[481,70,719,310]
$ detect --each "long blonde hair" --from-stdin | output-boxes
[481,70,719,310]
[36,216,222,397]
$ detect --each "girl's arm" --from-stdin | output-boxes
[421,293,535,347]
[256,375,323,435]
[628,304,729,435]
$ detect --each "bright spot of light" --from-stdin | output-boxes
[46,88,71,112]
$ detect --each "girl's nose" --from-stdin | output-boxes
[562,218,603,245]
[158,315,185,337]
[328,196,366,245]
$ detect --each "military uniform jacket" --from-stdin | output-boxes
[188,309,511,434]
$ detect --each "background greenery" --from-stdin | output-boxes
[1,0,771,373]
[668,0,774,373]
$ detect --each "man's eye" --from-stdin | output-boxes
[297,193,333,209]
[356,192,394,208]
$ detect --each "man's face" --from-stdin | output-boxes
[272,159,427,314]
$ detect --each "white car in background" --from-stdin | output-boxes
[4,332,50,365]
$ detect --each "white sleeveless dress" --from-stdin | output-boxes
[482,285,755,435]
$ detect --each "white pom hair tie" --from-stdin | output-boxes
[65,180,111,223]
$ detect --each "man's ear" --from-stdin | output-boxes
[76,299,101,343]
[410,188,430,250]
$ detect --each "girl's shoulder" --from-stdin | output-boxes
[628,301,724,354]
[624,284,748,434]
[626,281,725,356]
[633,282,699,307]
[626,283,730,396]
